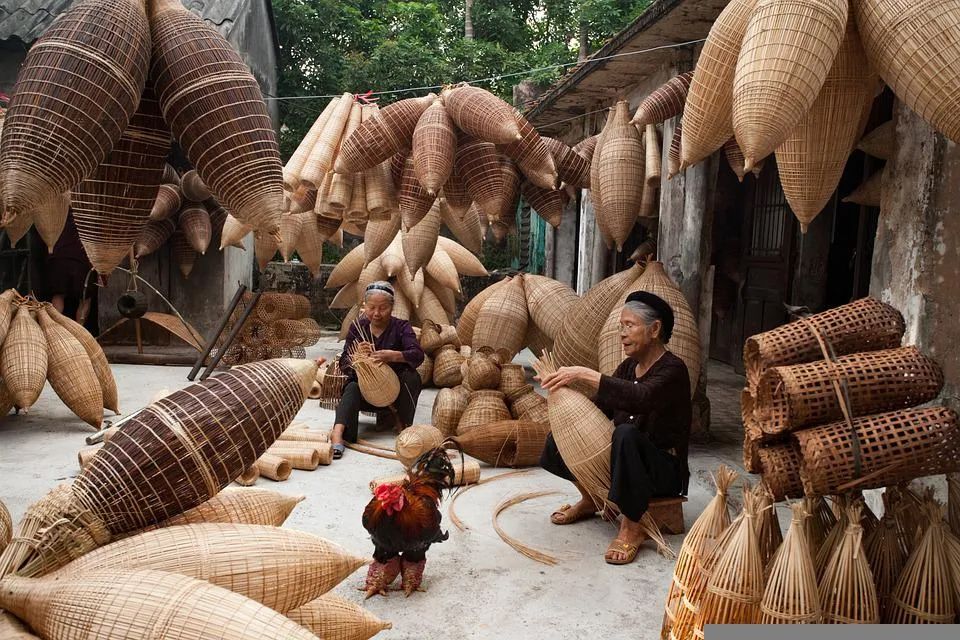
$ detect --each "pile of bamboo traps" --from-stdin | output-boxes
[325,225,488,332]
[0,292,119,429]
[0,0,289,267]
[741,297,960,500]
[213,292,320,366]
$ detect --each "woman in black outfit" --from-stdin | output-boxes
[539,291,691,565]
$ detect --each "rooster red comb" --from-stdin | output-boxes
[373,483,406,515]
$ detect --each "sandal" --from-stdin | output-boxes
[332,443,345,460]
[604,539,640,565]
[550,503,597,525]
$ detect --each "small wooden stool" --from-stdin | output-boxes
[647,496,687,534]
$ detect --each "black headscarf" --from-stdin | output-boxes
[625,291,674,343]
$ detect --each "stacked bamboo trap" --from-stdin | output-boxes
[740,297,960,501]
[0,0,289,270]
[212,292,321,366]
[0,293,119,428]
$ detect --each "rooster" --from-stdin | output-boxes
[361,446,457,598]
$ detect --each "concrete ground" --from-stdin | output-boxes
[0,338,751,640]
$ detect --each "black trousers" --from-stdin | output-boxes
[540,424,683,522]
[334,368,421,443]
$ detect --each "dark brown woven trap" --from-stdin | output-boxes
[758,441,805,501]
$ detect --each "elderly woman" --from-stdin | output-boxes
[331,281,425,459]
[539,291,691,565]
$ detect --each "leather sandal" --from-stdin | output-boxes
[550,503,597,525]
[605,539,640,565]
[332,443,345,459]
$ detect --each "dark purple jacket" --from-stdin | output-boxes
[340,316,424,380]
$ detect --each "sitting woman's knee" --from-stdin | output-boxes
[612,423,641,445]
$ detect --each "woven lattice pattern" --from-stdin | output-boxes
[818,505,880,624]
[134,218,176,258]
[149,183,182,222]
[402,200,441,273]
[336,95,434,174]
[453,420,549,467]
[758,442,804,501]
[520,180,564,228]
[398,156,436,230]
[179,205,213,255]
[439,201,482,254]
[425,247,461,294]
[45,303,116,414]
[743,297,905,392]
[395,425,444,468]
[522,274,579,341]
[299,94,352,187]
[733,0,848,168]
[457,390,511,436]
[759,502,820,624]
[796,406,960,495]
[0,0,149,222]
[0,305,47,410]
[457,277,510,346]
[501,112,558,190]
[455,134,504,219]
[150,0,282,234]
[542,136,591,188]
[509,389,548,424]
[442,85,521,145]
[594,101,643,251]
[633,72,694,128]
[171,232,198,278]
[471,276,529,358]
[431,385,469,436]
[411,99,454,194]
[36,308,102,428]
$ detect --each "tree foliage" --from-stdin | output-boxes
[272,0,652,158]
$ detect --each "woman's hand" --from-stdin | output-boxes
[371,349,403,364]
[539,366,602,392]
[314,356,328,367]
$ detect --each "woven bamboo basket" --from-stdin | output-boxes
[662,467,737,640]
[151,0,283,234]
[885,502,956,623]
[436,236,486,276]
[399,156,437,230]
[363,214,401,265]
[0,500,11,553]
[149,183,182,222]
[743,297,905,393]
[1,305,47,410]
[72,89,168,275]
[0,611,36,640]
[346,172,369,223]
[254,230,280,271]
[291,213,323,276]
[457,277,510,346]
[256,453,292,481]
[300,94,353,187]
[395,425,445,468]
[634,262,702,396]
[431,386,469,437]
[802,496,836,553]
[412,99,454,195]
[353,356,401,408]
[499,363,527,399]
[365,155,398,220]
[594,101,643,251]
[45,303,119,414]
[853,0,960,145]
[552,263,643,370]
[442,85,521,145]
[425,247,462,294]
[864,494,908,618]
[235,466,259,486]
[53,522,366,613]
[417,354,434,386]
[842,170,882,207]
[453,420,549,467]
[542,137,591,189]
[457,390,511,436]
[179,205,213,255]
[173,231,199,278]
[219,213,252,250]
[35,307,103,427]
[633,72,694,129]
[509,389,548,424]
[455,134,504,220]
[501,112,558,190]
[284,97,338,188]
[949,473,960,537]
[279,427,330,444]
[439,200,483,254]
[419,320,443,355]
[327,172,356,215]
[0,289,16,344]
[796,406,960,495]
[279,213,304,261]
[814,497,853,579]
[465,354,502,390]
[754,485,783,568]
[318,358,348,410]
[522,274,579,341]
[180,170,212,202]
[520,180,564,228]
[402,200,441,273]
[30,193,68,254]
[471,276,528,358]
[256,293,310,323]
[758,442,804,501]
[325,244,367,290]
[0,569,321,640]
[134,218,176,258]
[287,593,392,640]
[0,359,316,578]
[268,443,325,470]
[759,501,821,623]
[644,125,662,187]
[857,119,894,160]
[158,488,304,529]
[369,457,481,491]
[818,504,880,623]
[733,0,849,170]
[442,165,473,214]
[573,134,599,165]
[335,94,435,174]
[775,18,876,230]
[0,0,150,222]
[756,346,944,435]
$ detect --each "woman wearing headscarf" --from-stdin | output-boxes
[330,281,425,459]
[538,291,691,565]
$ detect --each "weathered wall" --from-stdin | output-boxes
[870,103,960,411]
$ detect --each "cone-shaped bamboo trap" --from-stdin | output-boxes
[754,484,783,569]
[336,94,435,174]
[45,302,119,413]
[348,334,401,408]
[864,491,909,618]
[594,101,643,251]
[760,500,821,624]
[818,504,880,624]
[442,84,521,145]
[1,304,48,410]
[452,420,550,468]
[35,306,103,428]
[457,277,511,346]
[287,593,392,640]
[157,488,304,529]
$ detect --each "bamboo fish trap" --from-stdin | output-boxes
[348,329,401,408]
[457,277,510,346]
[157,488,304,529]
[35,306,103,428]
[471,276,529,358]
[0,500,10,554]
[1,304,47,410]
[760,501,821,624]
[0,359,316,579]
[395,425,445,468]
[0,569,321,640]
[633,72,694,128]
[452,420,550,468]
[594,101,643,251]
[442,84,522,145]
[431,386,470,437]
[287,593,392,640]
[818,504,880,624]
[0,0,150,223]
[864,493,909,618]
[52,523,368,614]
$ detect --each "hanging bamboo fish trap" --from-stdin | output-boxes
[180,205,213,255]
[574,134,599,164]
[172,231,199,278]
[0,569,322,640]
[72,88,169,276]
[633,72,694,128]
[180,170,212,202]
[363,215,401,265]
[818,504,880,624]
[442,84,522,145]
[501,112,558,190]
[336,94,436,174]
[35,307,103,428]
[134,218,176,258]
[857,119,894,160]
[520,180,565,228]
[399,156,437,230]
[442,166,473,215]
[51,523,367,614]
[439,200,483,254]
[0,304,48,410]
[541,137,591,188]
[471,276,529,358]
[411,98,455,195]
[0,0,150,223]
[402,200,442,273]
[842,169,883,207]
[733,0,849,170]
[522,274,579,341]
[150,0,283,235]
[0,359,315,579]
[594,101,643,251]
[455,134,504,220]
[759,501,821,624]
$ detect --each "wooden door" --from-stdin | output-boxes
[733,161,797,372]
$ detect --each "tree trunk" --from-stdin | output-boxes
[578,20,589,61]
[465,0,474,40]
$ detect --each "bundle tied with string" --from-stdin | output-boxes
[0,358,316,579]
[347,322,400,408]
[759,501,821,624]
[660,466,736,640]
[864,491,909,618]
[753,484,782,568]
[818,504,880,624]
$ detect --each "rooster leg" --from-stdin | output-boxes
[361,555,400,599]
[400,552,427,597]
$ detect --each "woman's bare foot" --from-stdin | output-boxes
[550,498,597,525]
[605,516,647,564]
